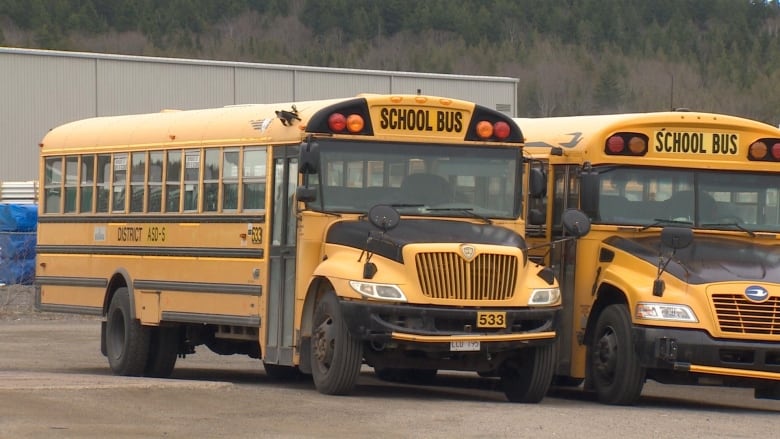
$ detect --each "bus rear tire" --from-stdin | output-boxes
[144,325,179,378]
[501,343,556,403]
[106,287,150,376]
[310,292,362,395]
[589,304,646,405]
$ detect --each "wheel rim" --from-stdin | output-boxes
[593,326,619,384]
[313,315,335,372]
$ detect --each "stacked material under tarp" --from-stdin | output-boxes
[0,204,37,285]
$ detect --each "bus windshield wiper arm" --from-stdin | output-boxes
[425,207,492,224]
[639,218,693,231]
[701,222,756,237]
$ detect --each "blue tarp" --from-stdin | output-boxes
[0,203,38,285]
[0,203,38,232]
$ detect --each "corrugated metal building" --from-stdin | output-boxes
[0,47,518,182]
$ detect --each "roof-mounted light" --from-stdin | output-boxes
[328,113,347,132]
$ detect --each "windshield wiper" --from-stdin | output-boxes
[639,218,693,231]
[425,207,492,224]
[701,222,756,237]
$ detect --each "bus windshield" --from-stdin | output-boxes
[597,166,780,232]
[309,140,521,219]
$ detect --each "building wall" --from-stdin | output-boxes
[0,47,518,182]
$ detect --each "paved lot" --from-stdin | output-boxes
[1,316,779,439]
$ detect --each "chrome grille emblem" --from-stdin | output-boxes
[460,244,476,261]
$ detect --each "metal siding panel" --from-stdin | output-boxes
[0,53,96,181]
[294,71,390,100]
[1,48,518,182]
[234,67,295,103]
[391,77,515,116]
[96,59,235,115]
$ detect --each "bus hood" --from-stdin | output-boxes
[326,219,526,263]
[604,234,780,284]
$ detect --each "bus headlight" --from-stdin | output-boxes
[528,287,560,306]
[349,280,407,302]
[635,302,698,323]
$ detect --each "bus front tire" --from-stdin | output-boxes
[310,292,362,395]
[589,304,646,405]
[501,343,556,403]
[106,287,150,376]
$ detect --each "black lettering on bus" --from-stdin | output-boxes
[380,108,389,129]
[436,111,463,132]
[147,226,166,242]
[712,133,738,154]
[117,226,143,242]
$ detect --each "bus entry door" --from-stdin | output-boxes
[265,149,298,365]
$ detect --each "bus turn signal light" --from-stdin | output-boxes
[346,114,364,133]
[476,120,493,139]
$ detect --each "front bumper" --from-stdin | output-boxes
[339,298,558,350]
[634,325,780,381]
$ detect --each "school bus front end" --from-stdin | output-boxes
[519,112,780,405]
[293,95,582,402]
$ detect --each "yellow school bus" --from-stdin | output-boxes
[516,111,780,405]
[35,93,584,403]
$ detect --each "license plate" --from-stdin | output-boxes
[477,311,507,328]
[450,340,480,351]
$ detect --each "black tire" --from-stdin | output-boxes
[105,287,150,376]
[144,325,179,378]
[263,362,304,380]
[310,292,363,395]
[501,343,556,403]
[588,304,646,405]
[375,367,437,385]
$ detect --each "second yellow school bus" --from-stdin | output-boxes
[35,93,582,403]
[517,111,780,405]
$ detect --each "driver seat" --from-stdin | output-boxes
[400,173,453,205]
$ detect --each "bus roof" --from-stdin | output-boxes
[42,93,503,153]
[39,96,349,154]
[516,111,780,153]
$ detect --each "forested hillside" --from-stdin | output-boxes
[2,0,780,124]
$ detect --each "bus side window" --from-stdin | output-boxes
[222,149,239,211]
[165,151,182,213]
[79,155,95,213]
[130,152,146,213]
[111,153,128,213]
[96,154,111,213]
[183,150,200,212]
[242,147,266,211]
[43,156,63,214]
[148,151,163,213]
[203,148,220,212]
[63,156,78,213]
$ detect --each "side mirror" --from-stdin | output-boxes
[296,186,317,203]
[529,168,547,199]
[660,226,693,250]
[298,140,320,174]
[367,204,400,231]
[561,209,591,237]
[580,170,599,219]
